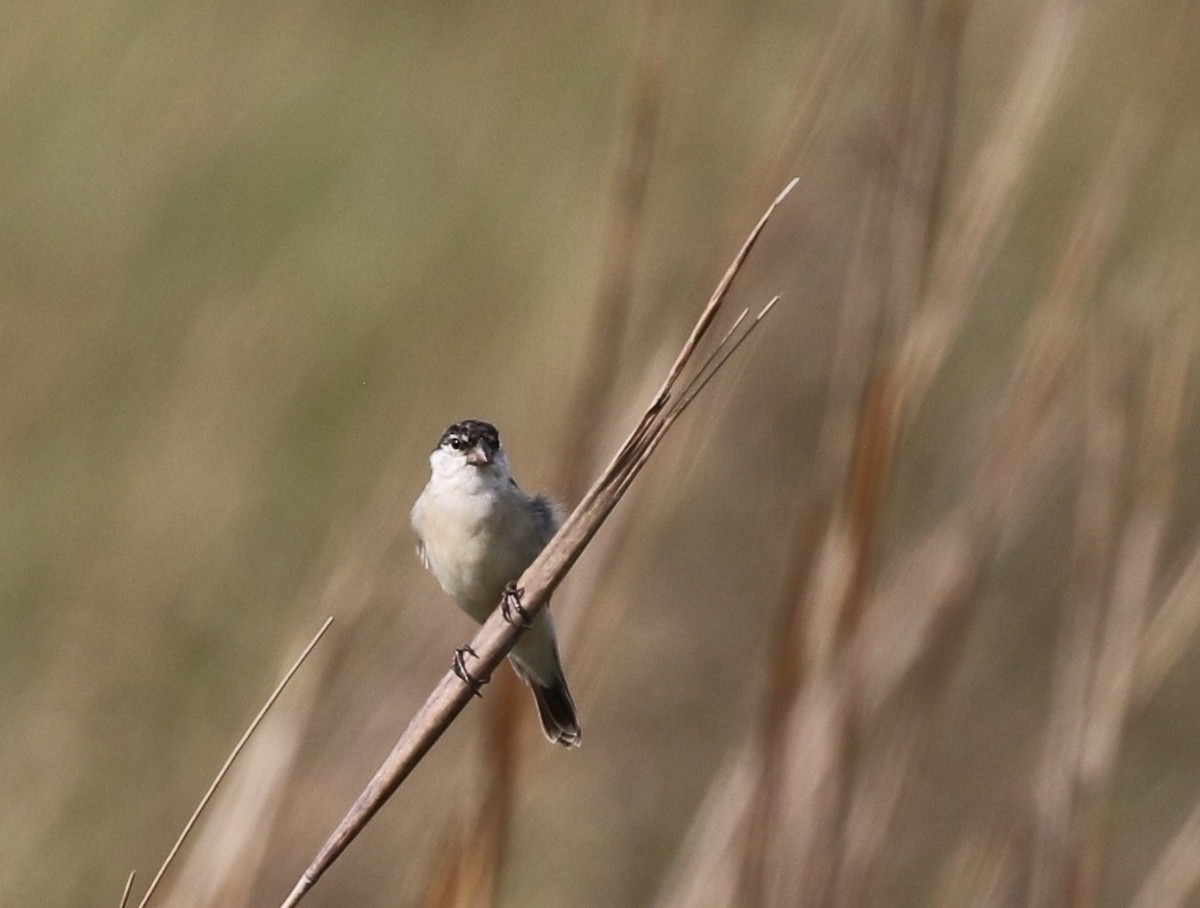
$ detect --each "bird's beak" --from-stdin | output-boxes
[465,443,492,466]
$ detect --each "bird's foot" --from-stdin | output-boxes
[452,644,487,697]
[501,583,533,629]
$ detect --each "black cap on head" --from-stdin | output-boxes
[437,419,501,454]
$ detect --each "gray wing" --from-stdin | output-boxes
[411,492,431,570]
[530,494,563,546]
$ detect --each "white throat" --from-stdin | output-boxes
[427,446,513,494]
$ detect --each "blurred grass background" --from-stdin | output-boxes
[2,0,1199,906]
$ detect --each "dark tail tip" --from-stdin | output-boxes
[531,677,582,747]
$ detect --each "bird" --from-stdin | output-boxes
[410,419,581,747]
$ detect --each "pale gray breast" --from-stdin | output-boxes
[413,482,558,621]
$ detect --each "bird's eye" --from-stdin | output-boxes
[448,437,463,450]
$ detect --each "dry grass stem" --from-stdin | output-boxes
[660,0,1085,898]
[829,714,922,908]
[878,0,965,325]
[557,0,668,502]
[719,4,1139,900]
[862,102,1155,718]
[1026,330,1129,908]
[419,820,505,908]
[894,0,1084,421]
[733,4,970,898]
[932,824,1022,908]
[128,616,334,908]
[1068,326,1193,904]
[615,297,779,500]
[651,750,761,908]
[1135,536,1200,703]
[812,197,889,488]
[161,685,321,908]
[773,0,868,163]
[1130,794,1200,908]
[118,872,136,908]
[733,526,819,906]
[276,178,798,908]
[731,0,869,232]
[812,0,962,481]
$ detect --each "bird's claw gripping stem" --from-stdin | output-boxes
[501,583,533,629]
[452,644,487,697]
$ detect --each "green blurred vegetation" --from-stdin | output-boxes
[2,1,1198,907]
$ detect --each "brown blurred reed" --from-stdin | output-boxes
[652,1,1200,908]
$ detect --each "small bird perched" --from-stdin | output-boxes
[410,419,581,747]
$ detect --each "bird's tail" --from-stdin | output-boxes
[529,674,582,747]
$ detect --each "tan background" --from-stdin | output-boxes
[2,1,1199,906]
